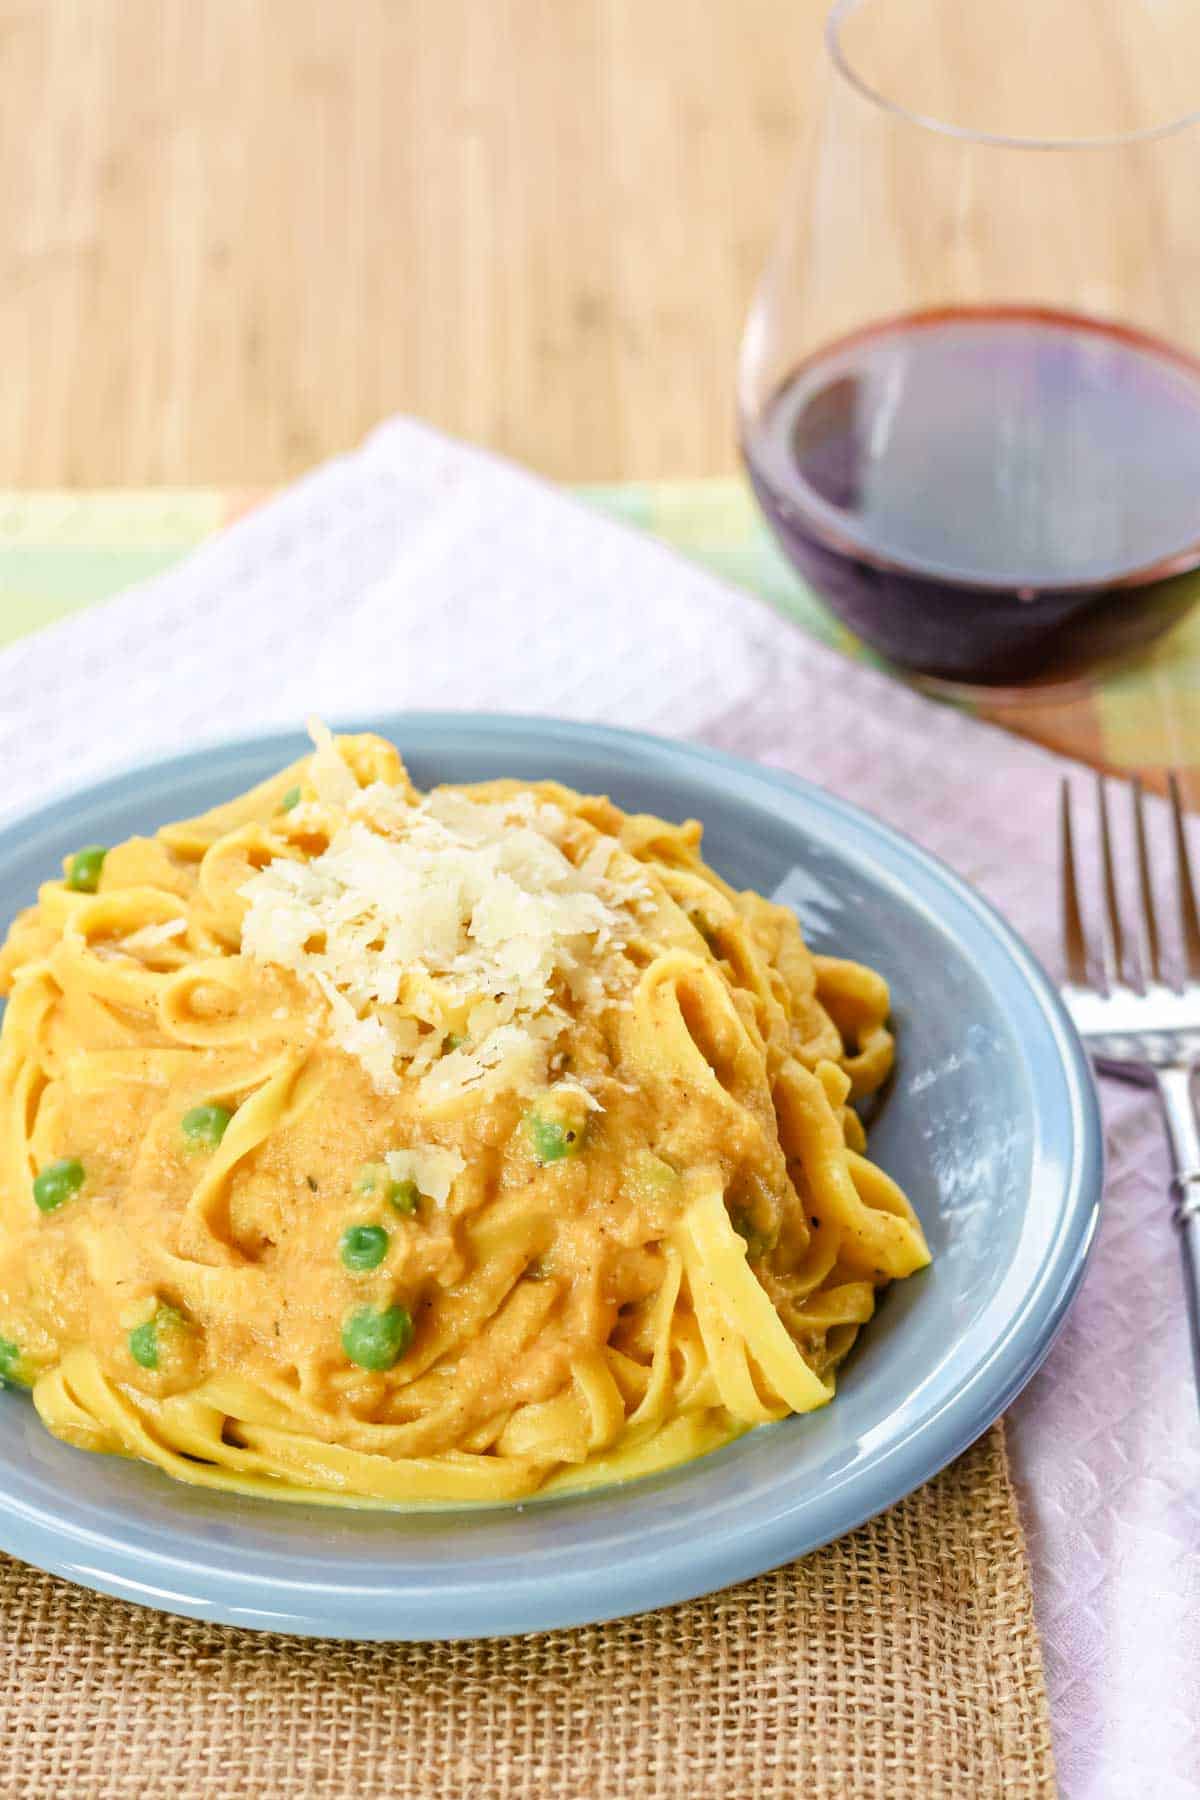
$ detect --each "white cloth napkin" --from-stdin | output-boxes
[1,419,1197,1798]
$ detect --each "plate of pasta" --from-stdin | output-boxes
[0,715,1100,1638]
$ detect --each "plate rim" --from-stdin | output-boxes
[0,712,1103,1638]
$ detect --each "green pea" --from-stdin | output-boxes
[731,1209,776,1262]
[356,1163,419,1214]
[341,1304,413,1371]
[528,1117,571,1163]
[182,1103,233,1149]
[340,1223,389,1272]
[526,1086,590,1166]
[388,1179,419,1215]
[0,1337,23,1389]
[527,1104,590,1164]
[66,846,107,893]
[280,785,302,812]
[128,1319,160,1370]
[32,1157,85,1212]
[128,1305,185,1371]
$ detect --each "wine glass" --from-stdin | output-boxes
[739,0,1200,695]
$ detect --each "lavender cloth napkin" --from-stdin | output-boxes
[0,421,1197,1798]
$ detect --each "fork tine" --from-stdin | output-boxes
[1131,776,1162,986]
[1168,771,1200,982]
[1060,779,1089,985]
[1096,773,1127,987]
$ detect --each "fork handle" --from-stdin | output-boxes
[1154,1065,1200,1406]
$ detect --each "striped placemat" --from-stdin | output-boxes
[2,479,1198,781]
[0,470,1062,1798]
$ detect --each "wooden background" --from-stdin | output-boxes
[0,0,823,486]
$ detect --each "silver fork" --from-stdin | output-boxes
[1061,771,1200,1400]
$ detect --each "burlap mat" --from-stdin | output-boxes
[0,1421,1053,1800]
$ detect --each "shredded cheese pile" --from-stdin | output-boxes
[240,737,643,1099]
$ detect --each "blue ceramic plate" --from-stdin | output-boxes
[0,716,1101,1639]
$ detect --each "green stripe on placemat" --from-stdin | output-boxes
[2,480,1199,776]
[0,492,226,651]
[576,479,861,656]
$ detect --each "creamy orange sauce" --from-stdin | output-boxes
[0,732,929,1504]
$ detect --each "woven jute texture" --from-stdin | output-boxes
[0,1422,1053,1800]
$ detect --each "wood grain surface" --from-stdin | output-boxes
[0,0,821,485]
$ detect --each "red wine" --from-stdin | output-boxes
[742,308,1200,686]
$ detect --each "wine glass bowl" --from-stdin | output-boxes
[739,0,1200,693]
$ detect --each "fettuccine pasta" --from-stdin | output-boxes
[0,726,929,1506]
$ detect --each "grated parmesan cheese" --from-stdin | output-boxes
[555,1074,605,1114]
[239,725,642,1097]
[305,715,360,809]
[124,918,187,953]
[94,917,188,962]
[384,1144,465,1205]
